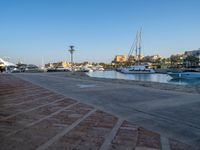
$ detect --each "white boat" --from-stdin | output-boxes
[121,65,155,74]
[98,67,104,71]
[95,65,104,71]
[25,64,43,72]
[120,28,155,74]
[94,67,104,71]
[82,67,93,72]
[56,67,71,72]
[168,70,200,79]
[11,68,20,73]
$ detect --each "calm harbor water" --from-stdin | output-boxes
[87,70,200,86]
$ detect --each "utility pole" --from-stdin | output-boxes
[69,45,75,70]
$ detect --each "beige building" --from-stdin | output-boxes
[143,54,162,62]
[45,61,71,68]
[113,55,126,63]
[151,54,162,60]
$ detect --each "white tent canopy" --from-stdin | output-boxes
[0,58,16,67]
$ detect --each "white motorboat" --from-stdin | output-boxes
[82,67,93,72]
[95,65,104,71]
[56,67,71,72]
[121,65,155,74]
[25,64,43,72]
[11,68,20,73]
[168,70,200,79]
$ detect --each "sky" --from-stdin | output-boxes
[0,0,200,65]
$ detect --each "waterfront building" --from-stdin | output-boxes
[142,54,162,63]
[45,63,54,68]
[184,49,200,58]
[45,61,71,69]
[170,54,184,68]
[127,55,136,62]
[183,49,200,67]
[133,54,144,61]
[113,55,126,63]
[150,54,162,61]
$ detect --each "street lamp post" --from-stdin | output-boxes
[69,45,75,70]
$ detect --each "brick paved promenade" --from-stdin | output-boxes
[0,74,197,150]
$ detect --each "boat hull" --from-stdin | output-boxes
[168,72,200,79]
[120,65,155,74]
[121,70,155,74]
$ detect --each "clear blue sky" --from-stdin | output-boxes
[0,0,200,65]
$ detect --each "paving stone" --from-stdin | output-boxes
[108,121,138,150]
[169,139,197,150]
[0,74,197,150]
[48,110,118,150]
[0,103,92,150]
[136,127,161,149]
[1,91,54,104]
[135,147,160,150]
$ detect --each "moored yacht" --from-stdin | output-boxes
[121,65,155,74]
[25,64,43,72]
[81,67,93,72]
[168,70,200,79]
[120,28,155,74]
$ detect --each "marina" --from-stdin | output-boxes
[1,0,200,149]
[87,70,200,85]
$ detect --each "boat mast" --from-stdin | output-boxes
[135,30,139,65]
[127,31,138,63]
[127,28,142,66]
[138,27,142,65]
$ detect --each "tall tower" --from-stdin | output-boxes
[69,45,75,63]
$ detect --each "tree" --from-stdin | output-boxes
[155,57,162,64]
[185,55,199,67]
[170,55,182,68]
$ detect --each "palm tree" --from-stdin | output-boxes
[170,55,182,68]
[185,55,199,67]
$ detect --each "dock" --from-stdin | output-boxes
[0,73,198,149]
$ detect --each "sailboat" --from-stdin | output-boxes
[121,28,155,74]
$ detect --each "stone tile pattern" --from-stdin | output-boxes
[0,74,197,150]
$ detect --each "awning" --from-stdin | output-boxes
[0,58,16,67]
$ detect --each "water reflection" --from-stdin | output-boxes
[169,78,200,85]
[87,70,200,86]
